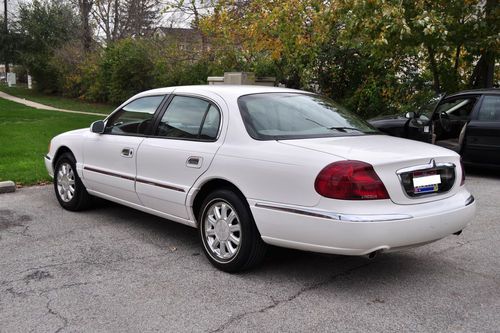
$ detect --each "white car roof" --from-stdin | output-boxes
[138,85,306,100]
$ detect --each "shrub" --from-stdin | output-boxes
[105,39,155,104]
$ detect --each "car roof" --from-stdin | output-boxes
[446,88,500,98]
[138,85,306,99]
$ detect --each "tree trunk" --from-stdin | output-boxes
[469,51,495,89]
[469,0,497,88]
[454,44,461,72]
[427,45,440,93]
[79,0,93,52]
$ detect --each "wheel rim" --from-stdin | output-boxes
[204,200,241,260]
[56,162,76,203]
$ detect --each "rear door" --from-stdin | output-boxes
[463,94,500,166]
[135,93,225,219]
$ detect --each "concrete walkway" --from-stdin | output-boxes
[0,91,107,116]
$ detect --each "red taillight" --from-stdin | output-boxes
[315,161,390,200]
[460,159,465,186]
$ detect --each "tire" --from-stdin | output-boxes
[198,189,267,272]
[53,152,92,211]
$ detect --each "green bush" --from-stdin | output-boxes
[103,39,156,104]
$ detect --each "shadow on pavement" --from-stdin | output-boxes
[86,197,434,285]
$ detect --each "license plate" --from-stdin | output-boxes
[413,172,441,194]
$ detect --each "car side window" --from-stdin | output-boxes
[156,96,220,141]
[477,96,500,121]
[436,98,476,120]
[105,96,164,135]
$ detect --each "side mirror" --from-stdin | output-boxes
[90,120,105,134]
[405,111,416,119]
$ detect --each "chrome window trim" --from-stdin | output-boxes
[152,93,224,142]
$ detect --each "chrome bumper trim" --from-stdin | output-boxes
[254,203,413,222]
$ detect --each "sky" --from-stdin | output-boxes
[1,0,21,20]
[1,0,195,28]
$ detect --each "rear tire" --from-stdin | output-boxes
[198,189,267,272]
[54,152,92,211]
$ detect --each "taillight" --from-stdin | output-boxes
[460,159,465,186]
[315,160,389,200]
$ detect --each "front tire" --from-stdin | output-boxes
[54,152,92,211]
[199,189,267,272]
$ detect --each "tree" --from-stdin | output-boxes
[335,0,499,93]
[468,0,498,88]
[92,0,160,43]
[17,0,80,92]
[3,0,9,73]
[200,0,498,118]
[200,0,328,88]
[78,0,94,51]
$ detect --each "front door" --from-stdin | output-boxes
[136,93,224,219]
[83,95,166,204]
[463,95,500,166]
[406,95,445,143]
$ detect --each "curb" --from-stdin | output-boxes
[0,181,16,194]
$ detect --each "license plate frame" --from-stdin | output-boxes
[412,171,441,194]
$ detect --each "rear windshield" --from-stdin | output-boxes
[238,93,379,140]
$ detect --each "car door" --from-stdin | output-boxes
[135,93,224,219]
[83,95,167,204]
[406,95,445,143]
[462,94,500,166]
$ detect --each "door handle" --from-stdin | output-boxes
[121,148,133,158]
[186,156,202,168]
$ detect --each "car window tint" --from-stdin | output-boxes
[478,96,500,121]
[200,105,221,140]
[238,93,377,140]
[106,96,164,135]
[156,96,220,140]
[436,98,476,120]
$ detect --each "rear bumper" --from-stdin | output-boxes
[44,155,54,178]
[250,189,476,255]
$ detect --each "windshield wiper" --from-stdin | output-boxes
[328,126,363,132]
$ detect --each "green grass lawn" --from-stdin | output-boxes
[0,98,103,185]
[0,84,115,115]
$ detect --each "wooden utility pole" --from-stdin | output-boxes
[3,0,8,73]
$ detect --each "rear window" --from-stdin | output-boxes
[238,93,378,140]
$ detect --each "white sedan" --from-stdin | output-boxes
[45,85,476,272]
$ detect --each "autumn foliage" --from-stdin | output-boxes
[3,0,498,118]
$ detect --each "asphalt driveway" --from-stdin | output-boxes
[0,173,499,332]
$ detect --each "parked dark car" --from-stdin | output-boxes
[369,89,500,167]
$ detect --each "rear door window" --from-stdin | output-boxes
[477,96,500,121]
[156,96,221,141]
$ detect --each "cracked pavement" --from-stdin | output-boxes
[0,173,499,332]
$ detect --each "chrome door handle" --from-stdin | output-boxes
[186,156,202,168]
[121,148,133,158]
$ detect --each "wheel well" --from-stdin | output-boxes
[192,179,247,225]
[52,146,73,167]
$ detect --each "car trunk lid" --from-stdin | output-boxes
[279,135,462,205]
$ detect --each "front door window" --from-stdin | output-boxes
[105,96,165,135]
